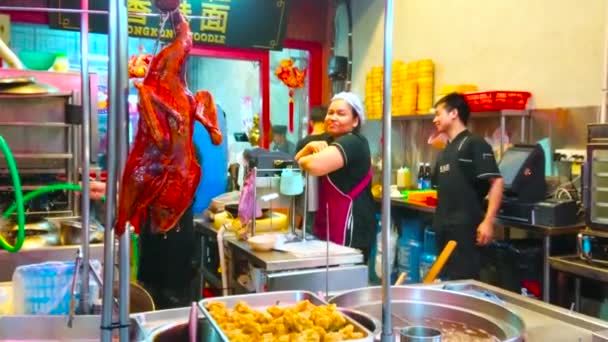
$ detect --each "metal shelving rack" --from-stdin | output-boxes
[371,109,532,157]
[0,91,82,215]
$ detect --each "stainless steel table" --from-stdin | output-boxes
[195,218,367,295]
[227,239,363,272]
[380,197,586,303]
[549,254,608,313]
[496,219,585,303]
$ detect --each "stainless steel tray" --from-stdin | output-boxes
[330,286,525,342]
[199,291,373,342]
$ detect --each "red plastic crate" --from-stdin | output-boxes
[464,91,532,112]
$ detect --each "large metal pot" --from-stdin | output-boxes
[330,286,525,342]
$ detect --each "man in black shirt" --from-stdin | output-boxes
[296,105,329,153]
[431,93,504,280]
[270,125,295,155]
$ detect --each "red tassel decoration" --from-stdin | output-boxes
[288,89,295,133]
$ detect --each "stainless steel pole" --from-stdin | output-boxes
[78,0,91,315]
[116,0,131,339]
[380,0,394,341]
[100,0,119,340]
[601,3,608,123]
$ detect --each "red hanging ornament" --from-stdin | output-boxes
[275,59,306,133]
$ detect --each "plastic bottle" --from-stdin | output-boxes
[397,167,406,189]
[419,228,437,280]
[423,163,432,189]
[0,287,9,315]
[396,233,411,278]
[417,163,425,190]
[408,240,422,283]
[52,53,69,72]
[419,253,437,280]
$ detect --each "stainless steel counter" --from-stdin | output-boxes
[0,244,104,282]
[381,197,436,213]
[227,239,363,272]
[426,280,608,342]
[132,280,608,341]
[549,255,608,283]
[2,280,608,340]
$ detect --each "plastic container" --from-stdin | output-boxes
[374,216,398,281]
[0,287,11,315]
[423,228,437,255]
[12,260,101,315]
[52,53,69,72]
[419,253,437,280]
[397,167,411,189]
[463,91,532,112]
[17,51,57,71]
[396,218,424,283]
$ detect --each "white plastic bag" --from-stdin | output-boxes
[374,224,398,279]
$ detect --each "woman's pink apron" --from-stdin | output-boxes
[313,170,372,245]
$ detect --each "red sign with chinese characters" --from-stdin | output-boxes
[48,0,291,50]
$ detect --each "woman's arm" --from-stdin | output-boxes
[297,145,345,176]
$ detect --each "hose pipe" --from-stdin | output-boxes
[0,135,106,252]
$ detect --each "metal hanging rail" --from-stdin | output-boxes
[0,6,216,19]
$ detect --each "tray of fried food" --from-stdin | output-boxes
[199,291,372,342]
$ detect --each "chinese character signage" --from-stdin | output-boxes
[48,0,291,50]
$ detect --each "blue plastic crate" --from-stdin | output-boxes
[12,260,101,315]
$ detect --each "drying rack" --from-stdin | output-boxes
[249,166,307,242]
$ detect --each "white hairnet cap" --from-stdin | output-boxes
[331,92,366,124]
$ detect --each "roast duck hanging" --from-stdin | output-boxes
[116,3,223,236]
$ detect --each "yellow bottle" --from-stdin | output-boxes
[397,167,412,190]
[52,53,69,72]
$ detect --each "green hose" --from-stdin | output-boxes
[0,135,139,276]
[0,135,25,252]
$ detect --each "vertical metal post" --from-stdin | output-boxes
[79,0,91,315]
[101,0,119,340]
[600,3,608,123]
[115,0,131,340]
[251,167,257,237]
[380,0,394,341]
[543,235,551,303]
[500,113,506,157]
[67,124,74,213]
[574,277,581,312]
[520,115,526,143]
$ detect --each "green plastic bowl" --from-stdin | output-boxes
[17,51,57,71]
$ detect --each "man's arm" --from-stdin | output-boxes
[484,176,504,223]
[477,176,503,245]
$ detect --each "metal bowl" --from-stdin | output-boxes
[6,220,60,249]
[330,286,525,342]
[59,220,104,245]
[339,307,381,337]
